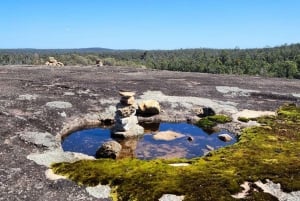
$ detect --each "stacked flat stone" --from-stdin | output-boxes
[112,91,144,138]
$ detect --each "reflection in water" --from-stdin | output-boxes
[116,137,139,159]
[62,123,236,159]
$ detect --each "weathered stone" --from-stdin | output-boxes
[119,90,135,97]
[96,59,103,67]
[120,96,135,105]
[116,104,136,117]
[45,57,64,67]
[159,194,185,201]
[45,101,72,109]
[56,62,64,67]
[86,184,111,199]
[48,57,56,63]
[187,136,194,142]
[218,134,233,142]
[138,100,160,115]
[115,116,139,131]
[18,94,38,101]
[193,107,216,117]
[153,131,185,141]
[206,145,214,151]
[111,125,144,138]
[95,141,122,159]
[18,131,57,148]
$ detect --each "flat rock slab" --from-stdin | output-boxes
[86,185,111,199]
[159,194,185,201]
[153,131,185,141]
[18,131,57,148]
[0,65,299,201]
[46,101,72,109]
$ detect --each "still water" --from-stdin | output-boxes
[62,123,236,159]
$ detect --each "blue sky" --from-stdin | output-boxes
[0,0,299,49]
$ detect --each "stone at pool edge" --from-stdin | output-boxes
[95,141,122,159]
[218,134,233,142]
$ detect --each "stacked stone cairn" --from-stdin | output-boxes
[45,57,64,67]
[111,91,144,138]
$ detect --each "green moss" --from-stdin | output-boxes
[207,114,232,123]
[52,105,300,200]
[238,116,250,122]
[195,114,232,132]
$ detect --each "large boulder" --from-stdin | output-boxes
[137,100,160,116]
[95,141,122,159]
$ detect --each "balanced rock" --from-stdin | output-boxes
[138,100,160,115]
[120,96,135,106]
[218,134,233,142]
[95,141,122,159]
[49,57,57,63]
[114,115,139,131]
[116,104,136,118]
[112,90,144,138]
[112,126,144,139]
[45,56,64,67]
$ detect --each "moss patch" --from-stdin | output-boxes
[52,104,300,201]
[238,116,250,122]
[195,114,232,132]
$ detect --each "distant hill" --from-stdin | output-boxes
[0,43,300,79]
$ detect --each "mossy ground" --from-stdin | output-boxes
[195,114,232,132]
[52,104,300,201]
[238,116,250,122]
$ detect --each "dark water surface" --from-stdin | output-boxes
[62,123,236,159]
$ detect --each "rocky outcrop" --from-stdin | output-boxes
[137,100,160,116]
[95,141,122,159]
[45,57,64,67]
[111,91,144,138]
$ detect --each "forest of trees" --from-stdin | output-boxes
[1,43,300,79]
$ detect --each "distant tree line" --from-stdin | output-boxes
[1,43,300,79]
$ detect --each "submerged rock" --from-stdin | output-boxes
[95,141,122,159]
[218,134,233,142]
[153,131,185,141]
